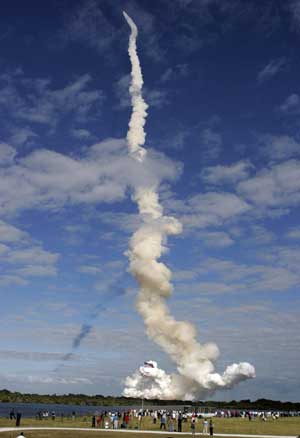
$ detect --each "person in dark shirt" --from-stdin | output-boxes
[16,412,22,427]
[209,419,214,436]
[178,412,183,432]
[191,418,196,437]
[9,409,16,420]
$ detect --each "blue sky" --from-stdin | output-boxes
[0,0,300,401]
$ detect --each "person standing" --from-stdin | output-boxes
[9,409,16,420]
[191,418,196,437]
[209,419,214,436]
[16,412,22,427]
[203,419,208,433]
[160,413,166,430]
[92,415,96,428]
[178,412,182,432]
[169,418,174,432]
[113,413,119,429]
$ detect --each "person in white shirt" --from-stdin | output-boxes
[17,432,25,438]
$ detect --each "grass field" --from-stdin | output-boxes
[0,416,300,437]
[0,432,200,438]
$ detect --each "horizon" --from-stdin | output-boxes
[1,389,300,406]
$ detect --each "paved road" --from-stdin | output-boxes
[0,428,297,438]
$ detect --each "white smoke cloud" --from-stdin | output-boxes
[122,11,255,401]
[123,11,148,162]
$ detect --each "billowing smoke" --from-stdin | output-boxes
[122,12,255,400]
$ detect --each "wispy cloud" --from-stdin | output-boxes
[70,128,92,140]
[61,0,121,55]
[78,265,102,275]
[257,57,287,83]
[0,139,180,216]
[0,70,104,131]
[175,250,300,295]
[0,373,92,385]
[200,160,253,184]
[285,227,300,239]
[0,220,59,285]
[115,74,169,110]
[0,143,16,164]
[160,64,189,82]
[200,127,223,161]
[279,93,300,114]
[258,134,300,160]
[165,191,250,230]
[288,0,300,29]
[237,159,300,211]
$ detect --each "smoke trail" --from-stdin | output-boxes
[123,11,148,163]
[55,286,122,372]
[122,11,255,400]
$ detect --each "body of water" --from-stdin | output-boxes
[0,402,187,418]
[0,402,140,418]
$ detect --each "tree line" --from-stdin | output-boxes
[0,389,299,410]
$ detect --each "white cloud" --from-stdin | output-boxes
[200,127,222,160]
[167,192,250,229]
[160,64,189,82]
[0,71,104,129]
[9,126,38,146]
[259,134,300,160]
[237,159,300,209]
[0,243,8,254]
[261,246,300,273]
[173,269,199,282]
[16,265,57,277]
[196,230,234,247]
[78,265,102,275]
[0,220,27,242]
[0,274,28,286]
[0,221,59,283]
[0,143,16,164]
[0,373,92,385]
[6,247,59,266]
[0,138,180,216]
[285,227,300,239]
[198,253,300,293]
[288,0,300,28]
[279,93,300,114]
[99,212,141,234]
[62,0,120,54]
[245,225,275,245]
[201,160,252,184]
[70,128,92,139]
[187,281,235,295]
[257,58,287,83]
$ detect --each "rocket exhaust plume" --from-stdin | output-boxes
[122,12,255,400]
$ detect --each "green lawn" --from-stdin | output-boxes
[0,416,299,436]
[0,432,195,438]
